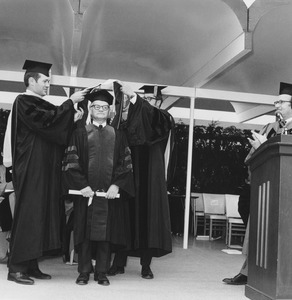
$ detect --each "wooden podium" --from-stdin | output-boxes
[245,135,292,300]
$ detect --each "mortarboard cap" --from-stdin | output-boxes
[139,85,167,101]
[85,89,113,105]
[279,82,292,96]
[22,60,52,77]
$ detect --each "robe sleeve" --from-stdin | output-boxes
[125,95,172,146]
[112,131,135,197]
[15,95,75,146]
[244,122,276,163]
[62,129,89,193]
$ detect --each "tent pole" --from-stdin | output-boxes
[183,89,196,249]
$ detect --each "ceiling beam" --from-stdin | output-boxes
[160,97,180,110]
[236,104,274,122]
[0,89,267,129]
[196,87,276,105]
[184,31,253,88]
[0,70,277,106]
[0,71,277,126]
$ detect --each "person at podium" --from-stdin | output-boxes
[223,81,292,285]
[247,82,292,152]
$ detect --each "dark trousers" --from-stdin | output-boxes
[9,258,40,273]
[62,212,74,262]
[78,239,111,274]
[113,249,152,267]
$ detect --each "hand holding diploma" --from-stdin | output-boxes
[69,189,120,206]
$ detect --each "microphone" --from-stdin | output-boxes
[276,112,286,127]
[276,112,287,134]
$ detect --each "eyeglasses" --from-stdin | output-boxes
[274,100,291,106]
[90,105,109,111]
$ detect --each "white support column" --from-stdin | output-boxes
[183,89,196,249]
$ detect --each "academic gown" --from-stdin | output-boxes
[260,120,292,137]
[245,120,292,162]
[9,94,75,265]
[118,95,175,257]
[62,124,134,252]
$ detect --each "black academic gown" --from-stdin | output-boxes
[117,95,174,257]
[62,124,134,252]
[260,120,292,138]
[9,94,75,265]
[245,120,292,162]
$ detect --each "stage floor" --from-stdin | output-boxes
[0,235,248,300]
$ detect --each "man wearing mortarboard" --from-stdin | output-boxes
[99,80,176,280]
[245,81,292,161]
[223,82,292,285]
[5,60,87,285]
[62,90,134,286]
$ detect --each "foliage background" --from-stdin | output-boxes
[169,122,252,195]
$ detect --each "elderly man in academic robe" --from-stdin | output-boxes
[5,60,86,285]
[62,90,134,286]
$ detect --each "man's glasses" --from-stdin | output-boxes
[90,105,109,111]
[274,100,291,106]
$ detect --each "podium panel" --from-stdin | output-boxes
[246,135,292,300]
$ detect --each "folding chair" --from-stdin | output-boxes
[225,194,246,249]
[202,193,226,240]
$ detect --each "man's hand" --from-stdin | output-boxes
[74,107,84,123]
[80,186,94,198]
[70,89,90,104]
[105,184,119,199]
[247,130,267,150]
[98,79,135,99]
[98,79,116,90]
[117,81,135,99]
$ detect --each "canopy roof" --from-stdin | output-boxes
[0,0,291,128]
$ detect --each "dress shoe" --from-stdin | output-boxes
[141,266,154,279]
[27,269,52,280]
[94,272,110,286]
[76,273,90,285]
[107,265,125,276]
[7,272,34,285]
[222,273,247,285]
